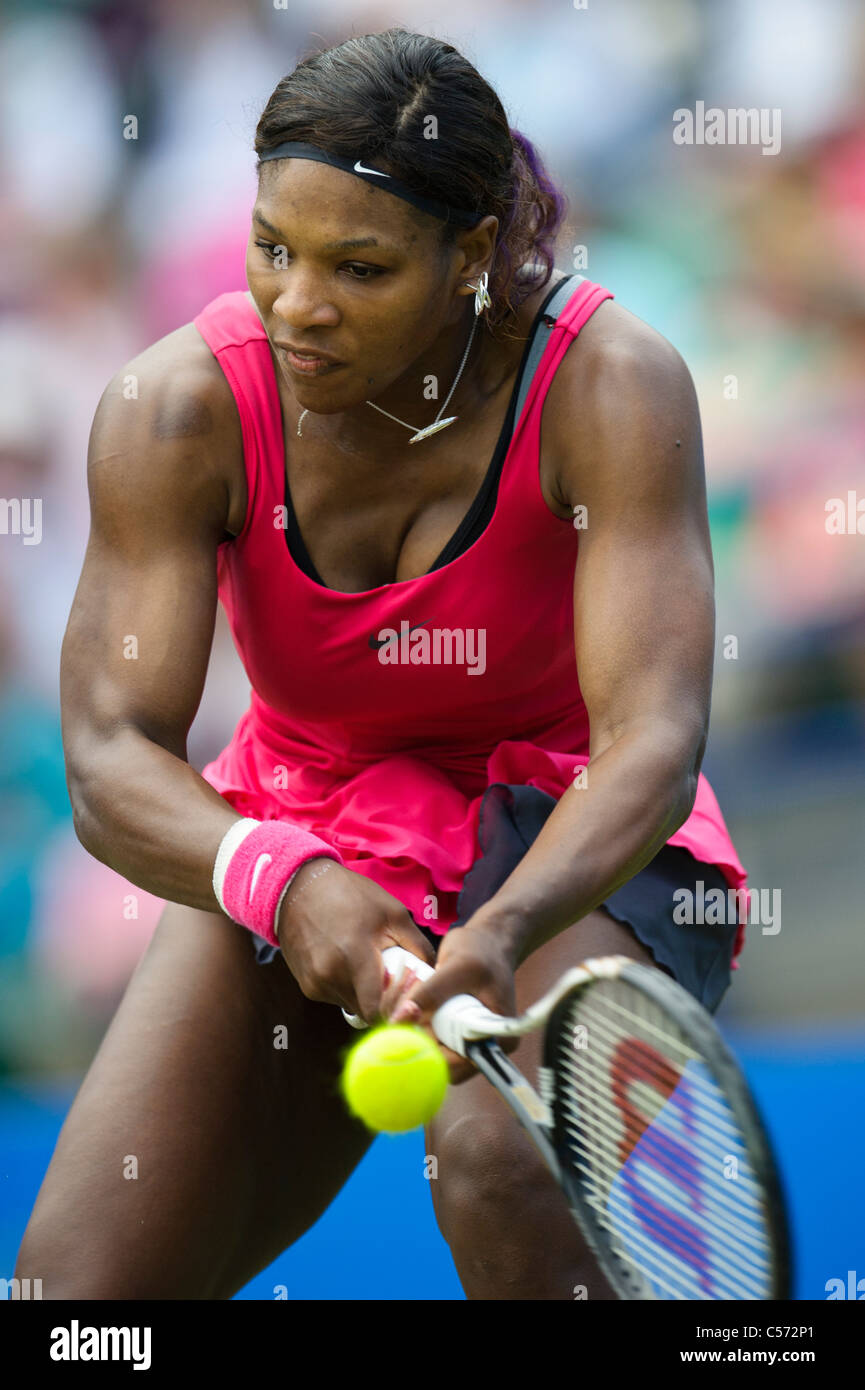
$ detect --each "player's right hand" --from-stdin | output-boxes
[275,859,435,1022]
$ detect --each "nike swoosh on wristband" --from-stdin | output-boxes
[368,621,429,650]
[354,160,390,178]
[249,852,272,901]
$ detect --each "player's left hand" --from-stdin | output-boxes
[383,919,518,1085]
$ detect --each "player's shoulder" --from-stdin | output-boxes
[544,290,698,507]
[556,290,692,410]
[93,317,239,447]
[88,314,245,538]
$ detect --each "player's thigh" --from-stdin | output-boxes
[14,900,374,1299]
[425,908,660,1288]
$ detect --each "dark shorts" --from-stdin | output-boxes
[249,783,738,1015]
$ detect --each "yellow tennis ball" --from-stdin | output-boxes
[341,1024,449,1133]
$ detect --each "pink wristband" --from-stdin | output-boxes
[213,818,344,949]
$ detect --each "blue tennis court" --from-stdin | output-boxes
[2,1026,861,1301]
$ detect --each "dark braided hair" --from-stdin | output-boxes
[254,27,568,336]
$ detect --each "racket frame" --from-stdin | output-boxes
[541,959,793,1301]
[343,946,792,1301]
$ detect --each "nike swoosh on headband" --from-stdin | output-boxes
[354,160,390,178]
[369,622,429,650]
[257,141,481,227]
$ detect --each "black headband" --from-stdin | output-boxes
[257,140,482,228]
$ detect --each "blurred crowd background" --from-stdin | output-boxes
[0,0,863,1088]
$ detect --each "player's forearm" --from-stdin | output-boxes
[475,721,701,967]
[67,726,242,912]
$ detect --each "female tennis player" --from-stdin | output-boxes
[16,29,749,1300]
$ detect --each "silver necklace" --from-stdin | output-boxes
[296,272,491,443]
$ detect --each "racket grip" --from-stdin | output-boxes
[430,994,505,1057]
[341,945,435,1029]
[340,944,506,1059]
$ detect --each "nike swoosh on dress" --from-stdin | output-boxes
[368,622,429,650]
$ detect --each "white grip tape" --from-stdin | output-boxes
[382,944,436,982]
[429,994,503,1057]
[341,944,503,1056]
[341,945,435,1029]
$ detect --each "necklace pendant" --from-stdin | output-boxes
[408,416,458,443]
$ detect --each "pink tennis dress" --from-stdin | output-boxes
[193,276,749,986]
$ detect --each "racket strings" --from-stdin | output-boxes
[573,998,740,1119]
[557,1057,767,1219]
[564,988,771,1296]
[554,977,774,1300]
[558,1101,771,1295]
[561,1100,773,1295]
[557,1022,763,1185]
[560,1103,770,1284]
[559,1000,763,1197]
[572,1176,762,1300]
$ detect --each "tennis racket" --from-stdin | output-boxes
[344,945,791,1301]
